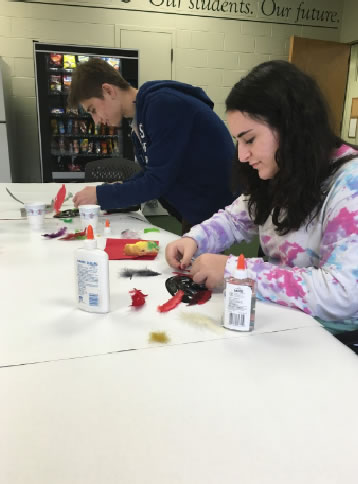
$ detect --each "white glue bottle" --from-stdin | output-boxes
[104,219,111,237]
[223,253,255,331]
[75,224,110,313]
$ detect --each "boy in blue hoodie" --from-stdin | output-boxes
[71,58,236,233]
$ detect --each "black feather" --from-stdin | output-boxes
[120,268,161,280]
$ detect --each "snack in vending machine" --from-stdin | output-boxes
[87,120,94,135]
[51,107,65,114]
[101,141,107,154]
[79,120,87,134]
[80,138,89,153]
[107,139,113,154]
[95,141,101,154]
[64,55,76,69]
[51,119,58,134]
[103,57,120,71]
[88,141,94,154]
[108,126,114,135]
[100,123,106,135]
[78,56,89,64]
[73,139,80,154]
[113,138,119,153]
[66,106,78,115]
[49,53,63,67]
[58,120,65,135]
[63,75,72,92]
[73,120,79,134]
[67,118,73,134]
[50,75,62,92]
[59,136,65,153]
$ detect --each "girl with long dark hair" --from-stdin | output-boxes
[166,60,358,338]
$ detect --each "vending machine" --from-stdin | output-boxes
[34,42,139,182]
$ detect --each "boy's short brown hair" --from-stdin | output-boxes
[68,57,130,107]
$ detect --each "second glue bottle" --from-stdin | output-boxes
[75,224,110,313]
[223,253,255,331]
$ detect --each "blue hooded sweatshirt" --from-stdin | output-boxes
[96,80,236,225]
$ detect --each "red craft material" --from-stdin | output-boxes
[54,184,66,213]
[60,228,87,240]
[157,290,184,313]
[104,239,159,260]
[129,288,147,307]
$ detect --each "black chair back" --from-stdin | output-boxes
[85,157,143,212]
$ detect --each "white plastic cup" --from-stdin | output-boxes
[24,202,46,228]
[79,204,100,231]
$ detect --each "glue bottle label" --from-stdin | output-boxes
[75,250,110,313]
[77,259,100,307]
[224,279,255,331]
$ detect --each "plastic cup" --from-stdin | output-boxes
[79,204,100,231]
[24,202,46,228]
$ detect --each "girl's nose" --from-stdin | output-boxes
[238,144,250,162]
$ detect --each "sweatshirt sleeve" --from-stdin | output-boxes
[187,195,259,254]
[225,163,358,321]
[96,93,198,210]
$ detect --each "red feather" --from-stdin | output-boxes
[157,290,184,313]
[54,184,66,213]
[129,288,147,307]
[172,271,192,277]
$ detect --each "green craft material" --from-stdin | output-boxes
[63,218,73,223]
[74,229,86,239]
[147,241,159,251]
[144,227,160,233]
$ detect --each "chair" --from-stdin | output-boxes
[334,329,358,355]
[85,157,142,183]
[85,157,143,212]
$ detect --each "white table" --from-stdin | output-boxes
[1,183,358,484]
[0,183,319,368]
[2,327,358,484]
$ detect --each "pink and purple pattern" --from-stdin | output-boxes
[187,146,358,328]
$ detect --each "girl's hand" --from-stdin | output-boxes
[165,237,198,270]
[190,253,229,290]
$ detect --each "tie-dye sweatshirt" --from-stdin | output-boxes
[187,145,358,333]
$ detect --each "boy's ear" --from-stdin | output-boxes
[102,83,115,98]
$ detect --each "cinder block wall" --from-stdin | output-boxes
[0,0,342,182]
